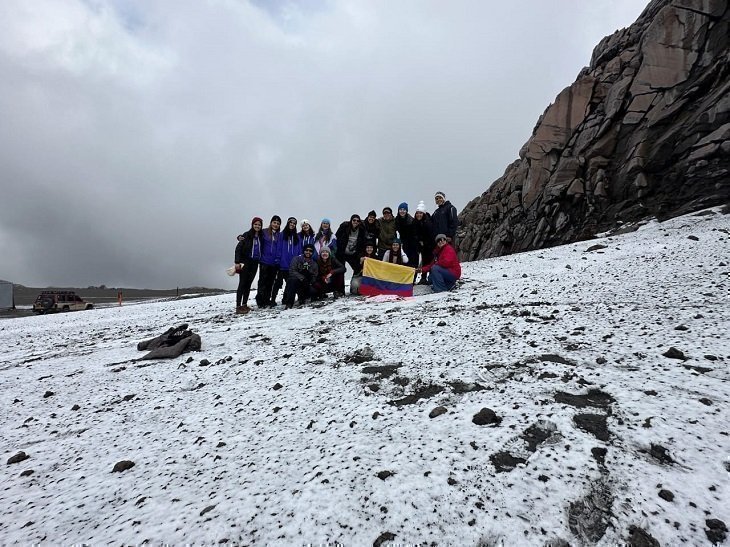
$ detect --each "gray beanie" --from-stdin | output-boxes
[319,246,331,255]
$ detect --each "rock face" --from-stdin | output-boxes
[458,0,729,261]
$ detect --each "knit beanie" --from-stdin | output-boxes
[301,219,310,226]
[398,202,408,211]
[416,201,426,213]
[271,215,282,223]
[382,207,392,215]
[319,246,331,255]
[303,243,315,252]
[351,214,361,222]
[251,217,263,226]
[287,217,297,225]
[392,237,401,245]
[321,218,331,225]
[435,191,446,200]
[367,210,377,218]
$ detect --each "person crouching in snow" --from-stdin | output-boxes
[350,238,379,295]
[418,233,461,292]
[313,246,346,299]
[283,244,319,309]
[382,237,408,265]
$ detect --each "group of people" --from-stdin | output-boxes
[233,191,462,314]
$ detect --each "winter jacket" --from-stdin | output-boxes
[316,255,346,281]
[413,213,433,249]
[260,229,281,266]
[377,216,397,252]
[395,213,417,249]
[430,200,459,241]
[382,249,409,265]
[289,254,319,282]
[364,218,380,244]
[335,221,366,262]
[314,230,337,255]
[422,243,461,279]
[279,234,302,271]
[235,232,262,263]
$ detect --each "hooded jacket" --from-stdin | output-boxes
[430,200,459,241]
[422,242,461,279]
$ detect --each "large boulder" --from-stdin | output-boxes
[459,0,729,261]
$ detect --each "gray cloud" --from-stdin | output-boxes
[0,0,646,288]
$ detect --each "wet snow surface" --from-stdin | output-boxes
[1,208,729,546]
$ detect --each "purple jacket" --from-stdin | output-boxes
[260,229,281,266]
[279,234,303,271]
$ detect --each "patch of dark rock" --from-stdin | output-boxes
[20,469,34,477]
[540,354,575,365]
[199,359,210,366]
[704,354,718,361]
[555,389,614,410]
[662,347,686,360]
[472,408,502,426]
[687,235,699,241]
[647,443,675,464]
[368,384,379,392]
[674,324,689,331]
[574,414,610,441]
[522,422,555,452]
[71,404,80,411]
[699,398,713,406]
[490,451,526,472]
[658,489,674,502]
[7,451,29,465]
[429,406,447,419]
[112,460,135,473]
[376,470,393,480]
[596,357,607,365]
[361,364,401,379]
[684,364,713,374]
[200,504,216,516]
[644,390,657,396]
[568,480,613,544]
[591,447,607,466]
[538,474,550,482]
[43,391,55,398]
[447,380,485,393]
[627,525,660,547]
[392,376,409,387]
[272,383,283,390]
[585,244,608,252]
[447,477,458,485]
[539,371,559,379]
[706,519,727,544]
[373,532,396,547]
[389,384,444,407]
[345,346,376,364]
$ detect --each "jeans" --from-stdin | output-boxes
[429,265,457,292]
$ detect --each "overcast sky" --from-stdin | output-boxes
[0,0,647,289]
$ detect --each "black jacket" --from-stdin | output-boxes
[412,213,433,248]
[335,221,366,261]
[235,232,262,263]
[395,213,417,248]
[430,200,459,241]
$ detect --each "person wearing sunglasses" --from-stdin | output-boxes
[283,244,319,309]
[335,214,366,276]
[431,191,458,247]
[418,233,461,292]
[377,207,397,258]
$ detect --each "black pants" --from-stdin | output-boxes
[236,260,259,307]
[342,253,360,276]
[313,272,345,297]
[256,263,278,307]
[283,276,314,307]
[272,270,288,303]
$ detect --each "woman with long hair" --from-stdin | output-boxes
[234,217,263,314]
[255,215,282,308]
[314,219,337,256]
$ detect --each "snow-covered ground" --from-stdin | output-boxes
[1,208,729,546]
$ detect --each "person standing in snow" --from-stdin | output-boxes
[377,207,397,258]
[314,219,337,256]
[335,214,366,276]
[283,243,319,309]
[418,234,461,292]
[234,217,263,314]
[273,217,302,306]
[255,215,282,308]
[431,191,459,247]
[363,210,380,247]
[412,201,433,284]
[313,246,346,298]
[395,202,418,268]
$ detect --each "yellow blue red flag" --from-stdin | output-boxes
[360,258,414,297]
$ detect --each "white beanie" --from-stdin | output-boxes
[416,200,427,213]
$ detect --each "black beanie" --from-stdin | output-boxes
[271,215,282,223]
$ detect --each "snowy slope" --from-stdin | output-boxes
[1,208,728,546]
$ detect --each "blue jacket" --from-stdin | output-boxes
[260,229,281,266]
[279,234,302,271]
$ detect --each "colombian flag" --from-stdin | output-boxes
[360,258,414,297]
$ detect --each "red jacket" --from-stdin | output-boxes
[423,243,461,279]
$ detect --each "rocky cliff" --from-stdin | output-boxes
[458,0,729,261]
